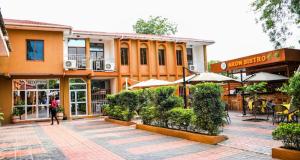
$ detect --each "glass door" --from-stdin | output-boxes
[90,43,104,71]
[37,90,49,118]
[69,78,87,116]
[70,90,87,116]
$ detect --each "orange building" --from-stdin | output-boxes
[0,18,214,124]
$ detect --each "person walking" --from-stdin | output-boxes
[50,96,59,125]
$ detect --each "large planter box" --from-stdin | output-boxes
[57,113,64,120]
[104,118,135,126]
[136,124,227,145]
[272,147,300,160]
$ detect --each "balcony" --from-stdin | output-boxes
[65,55,115,72]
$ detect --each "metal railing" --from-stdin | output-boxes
[91,88,110,115]
[68,54,87,69]
[90,58,105,71]
[66,55,115,71]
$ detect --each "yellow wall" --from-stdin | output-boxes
[0,29,64,75]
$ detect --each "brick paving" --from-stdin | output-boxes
[0,112,280,160]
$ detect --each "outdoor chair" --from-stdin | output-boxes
[272,104,288,125]
[224,103,231,124]
[287,108,299,123]
[266,100,275,120]
[252,100,263,119]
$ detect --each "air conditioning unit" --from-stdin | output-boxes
[64,60,76,70]
[104,63,115,71]
[189,65,196,71]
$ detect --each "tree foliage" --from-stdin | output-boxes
[251,0,300,48]
[133,16,178,35]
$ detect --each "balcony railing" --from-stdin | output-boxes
[66,55,115,71]
[68,55,87,69]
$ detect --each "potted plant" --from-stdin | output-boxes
[272,123,300,160]
[57,105,64,120]
[0,112,4,126]
[11,108,21,123]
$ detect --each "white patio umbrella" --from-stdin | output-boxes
[174,72,238,83]
[129,79,174,89]
[173,74,197,83]
[244,72,288,82]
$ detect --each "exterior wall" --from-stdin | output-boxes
[0,29,64,75]
[0,78,12,124]
[116,39,193,92]
[0,27,208,124]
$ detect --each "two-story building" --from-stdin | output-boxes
[0,18,214,124]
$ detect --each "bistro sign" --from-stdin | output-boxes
[226,55,267,69]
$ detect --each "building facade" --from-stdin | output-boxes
[0,19,214,124]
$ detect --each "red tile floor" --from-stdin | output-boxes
[0,112,281,160]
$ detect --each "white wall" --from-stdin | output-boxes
[90,38,115,64]
[63,38,68,61]
[191,45,205,73]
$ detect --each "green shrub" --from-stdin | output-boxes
[168,108,193,130]
[272,123,300,150]
[190,83,225,135]
[105,90,138,121]
[135,89,155,114]
[288,73,300,111]
[107,94,117,106]
[153,86,183,127]
[104,105,132,121]
[140,105,158,125]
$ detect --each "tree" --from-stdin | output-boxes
[133,16,178,35]
[251,0,300,48]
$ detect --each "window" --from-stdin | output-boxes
[158,49,165,65]
[121,48,128,65]
[68,39,86,68]
[27,40,44,60]
[140,48,147,65]
[176,50,183,66]
[187,48,193,65]
[13,79,60,120]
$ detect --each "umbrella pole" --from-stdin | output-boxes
[241,71,246,115]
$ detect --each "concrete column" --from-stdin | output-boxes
[203,45,208,72]
[85,38,91,70]
[87,78,92,115]
[62,77,71,119]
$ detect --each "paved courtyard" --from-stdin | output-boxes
[0,112,281,160]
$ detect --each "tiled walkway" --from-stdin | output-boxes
[0,112,281,160]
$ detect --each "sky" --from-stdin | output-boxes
[1,0,297,61]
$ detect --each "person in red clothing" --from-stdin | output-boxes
[50,96,59,125]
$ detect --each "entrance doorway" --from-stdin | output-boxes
[69,78,87,116]
[90,43,104,71]
[91,79,110,115]
[13,79,60,120]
